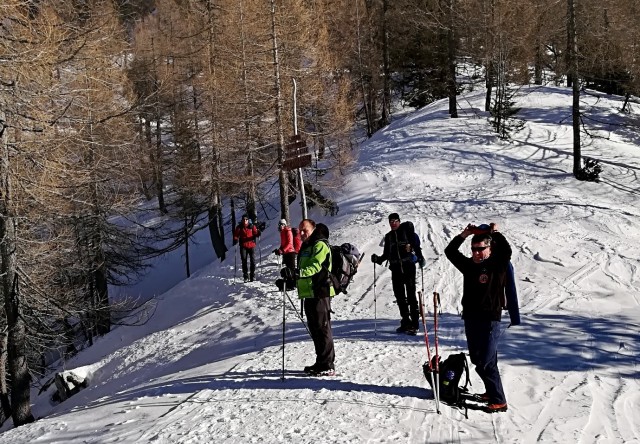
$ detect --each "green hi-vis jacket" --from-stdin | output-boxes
[296,234,336,299]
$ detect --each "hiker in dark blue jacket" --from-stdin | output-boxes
[444,222,511,413]
[371,213,425,335]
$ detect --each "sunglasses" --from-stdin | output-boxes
[471,245,489,252]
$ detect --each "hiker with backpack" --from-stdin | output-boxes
[233,214,261,282]
[371,213,425,335]
[280,219,336,376]
[444,222,512,413]
[273,219,300,270]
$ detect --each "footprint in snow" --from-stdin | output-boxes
[533,252,565,267]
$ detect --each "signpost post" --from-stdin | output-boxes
[283,79,310,219]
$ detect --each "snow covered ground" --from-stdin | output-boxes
[1,85,638,443]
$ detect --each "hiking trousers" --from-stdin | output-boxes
[304,296,335,370]
[240,246,256,279]
[390,262,419,330]
[282,252,297,270]
[464,318,506,404]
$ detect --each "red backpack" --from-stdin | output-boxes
[291,227,302,253]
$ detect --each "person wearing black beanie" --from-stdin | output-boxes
[371,213,425,335]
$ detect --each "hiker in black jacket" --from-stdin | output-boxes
[371,213,425,335]
[444,222,511,413]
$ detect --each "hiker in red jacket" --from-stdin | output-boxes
[233,214,261,282]
[273,219,297,270]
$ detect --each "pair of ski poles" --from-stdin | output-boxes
[419,267,442,414]
[277,255,312,379]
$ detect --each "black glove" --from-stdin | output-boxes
[232,239,238,246]
[257,221,266,231]
[280,267,298,281]
[273,248,281,256]
[371,253,383,265]
[418,257,426,269]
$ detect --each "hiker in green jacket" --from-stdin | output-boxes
[281,219,336,376]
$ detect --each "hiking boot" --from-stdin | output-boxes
[486,402,508,413]
[468,392,490,403]
[307,367,336,377]
[396,325,409,333]
[304,364,335,376]
[406,328,418,336]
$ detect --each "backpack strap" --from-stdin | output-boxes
[461,353,471,391]
[319,239,332,271]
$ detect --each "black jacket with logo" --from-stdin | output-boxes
[378,224,423,271]
[444,231,512,321]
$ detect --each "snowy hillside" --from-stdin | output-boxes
[1,85,639,443]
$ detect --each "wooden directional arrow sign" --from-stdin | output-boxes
[283,134,311,171]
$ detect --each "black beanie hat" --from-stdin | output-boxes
[388,212,400,221]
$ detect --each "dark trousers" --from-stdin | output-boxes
[390,262,419,329]
[464,318,506,404]
[240,247,256,279]
[304,297,335,370]
[282,252,297,270]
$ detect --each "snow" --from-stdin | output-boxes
[1,85,639,443]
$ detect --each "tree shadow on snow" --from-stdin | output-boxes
[66,368,433,416]
[499,312,639,379]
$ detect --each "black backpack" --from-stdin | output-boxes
[423,353,470,407]
[400,220,422,249]
[326,243,363,294]
[399,221,415,241]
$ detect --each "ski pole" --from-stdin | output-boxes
[281,286,286,380]
[433,291,441,414]
[234,244,238,284]
[373,262,377,336]
[419,290,439,413]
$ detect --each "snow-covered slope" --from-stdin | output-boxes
[1,85,639,443]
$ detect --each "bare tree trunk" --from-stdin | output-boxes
[566,4,573,89]
[484,0,495,112]
[203,0,226,260]
[0,331,12,424]
[0,115,34,427]
[380,0,391,127]
[240,0,257,221]
[154,114,166,213]
[270,0,290,223]
[446,0,457,117]
[355,0,373,137]
[140,116,153,200]
[568,0,581,176]
[93,262,110,335]
[534,34,543,85]
[150,38,167,214]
